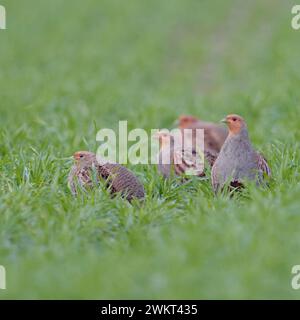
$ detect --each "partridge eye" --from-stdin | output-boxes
[232,118,237,122]
[80,155,84,158]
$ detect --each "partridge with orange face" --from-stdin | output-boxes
[176,115,228,154]
[68,151,145,201]
[154,131,217,179]
[211,115,271,193]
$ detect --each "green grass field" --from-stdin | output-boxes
[1,0,300,299]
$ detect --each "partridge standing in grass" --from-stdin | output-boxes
[153,132,217,179]
[211,115,271,193]
[176,115,228,153]
[68,151,145,201]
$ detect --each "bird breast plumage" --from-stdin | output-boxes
[212,132,271,192]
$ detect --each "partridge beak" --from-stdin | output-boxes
[220,118,228,124]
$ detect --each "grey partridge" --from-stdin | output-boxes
[153,131,217,179]
[211,114,271,193]
[68,151,145,201]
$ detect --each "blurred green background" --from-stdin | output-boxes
[0,0,300,299]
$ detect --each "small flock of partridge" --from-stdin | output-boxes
[68,114,271,202]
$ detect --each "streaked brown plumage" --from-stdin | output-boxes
[211,114,271,193]
[153,132,217,178]
[68,151,145,201]
[176,115,228,154]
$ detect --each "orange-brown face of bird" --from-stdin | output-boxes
[177,115,199,128]
[221,114,246,135]
[73,151,96,165]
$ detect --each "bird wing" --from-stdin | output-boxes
[97,163,145,201]
[185,122,228,153]
[173,148,204,177]
[211,162,219,192]
[204,150,218,167]
[256,152,271,177]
